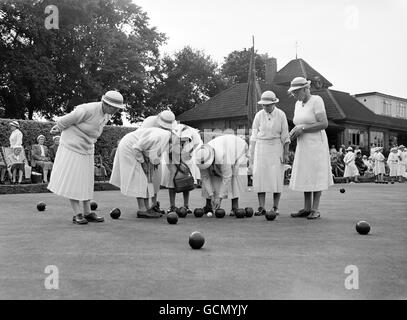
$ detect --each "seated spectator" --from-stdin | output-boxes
[0,154,8,184]
[355,151,367,176]
[31,134,53,183]
[49,135,60,162]
[7,146,28,184]
[94,155,108,181]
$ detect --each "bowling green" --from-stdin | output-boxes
[0,183,406,299]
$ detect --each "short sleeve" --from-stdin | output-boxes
[313,95,326,115]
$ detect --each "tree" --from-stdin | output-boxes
[221,48,268,84]
[146,46,227,116]
[0,0,166,123]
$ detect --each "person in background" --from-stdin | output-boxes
[6,146,28,184]
[48,90,125,225]
[397,145,407,182]
[0,152,9,184]
[329,145,338,156]
[9,121,23,148]
[343,147,360,183]
[387,147,399,183]
[373,147,385,183]
[49,135,60,162]
[31,135,53,183]
[354,150,367,176]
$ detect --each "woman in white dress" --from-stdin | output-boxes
[343,147,360,183]
[249,91,290,216]
[48,91,125,225]
[288,77,334,219]
[110,127,172,218]
[161,124,202,213]
[373,147,385,183]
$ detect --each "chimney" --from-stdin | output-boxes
[265,57,277,85]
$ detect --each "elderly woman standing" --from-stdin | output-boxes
[110,127,172,218]
[31,135,53,183]
[48,90,125,225]
[288,77,333,219]
[248,91,290,216]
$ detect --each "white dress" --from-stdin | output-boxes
[343,151,359,177]
[109,127,171,198]
[250,108,290,193]
[387,152,399,177]
[161,124,202,188]
[200,135,248,200]
[289,95,334,192]
[373,152,385,175]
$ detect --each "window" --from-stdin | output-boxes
[399,104,406,118]
[370,131,384,147]
[349,129,360,146]
[382,100,391,116]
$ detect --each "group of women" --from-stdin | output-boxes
[47,76,333,225]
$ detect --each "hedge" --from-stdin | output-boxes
[0,118,135,168]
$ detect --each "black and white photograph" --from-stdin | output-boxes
[0,0,406,307]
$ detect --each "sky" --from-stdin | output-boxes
[133,0,407,98]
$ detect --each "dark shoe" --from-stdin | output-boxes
[166,205,177,214]
[254,207,266,216]
[273,207,279,216]
[291,209,311,218]
[84,212,104,222]
[73,213,88,225]
[151,202,165,215]
[307,210,321,220]
[137,210,161,218]
[203,205,213,214]
[185,206,192,214]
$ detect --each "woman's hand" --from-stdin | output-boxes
[50,125,60,135]
[289,126,304,140]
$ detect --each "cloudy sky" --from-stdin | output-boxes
[134,0,407,98]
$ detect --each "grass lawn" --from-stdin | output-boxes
[0,183,406,300]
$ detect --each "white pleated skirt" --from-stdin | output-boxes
[253,140,284,193]
[289,130,334,192]
[109,144,155,198]
[47,145,94,201]
[344,162,359,177]
[397,163,406,176]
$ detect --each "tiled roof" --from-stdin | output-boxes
[274,58,333,88]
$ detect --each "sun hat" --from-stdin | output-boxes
[156,110,176,130]
[37,134,45,142]
[258,91,279,105]
[9,121,20,128]
[398,145,405,149]
[288,77,311,93]
[12,145,23,150]
[52,135,60,141]
[346,146,353,151]
[194,145,215,170]
[101,90,125,109]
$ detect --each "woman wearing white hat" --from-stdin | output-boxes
[288,77,333,219]
[6,146,28,184]
[161,123,202,213]
[48,90,125,225]
[194,135,248,214]
[110,127,172,218]
[397,145,407,182]
[31,134,53,183]
[373,147,385,183]
[138,109,177,214]
[8,121,23,148]
[343,147,359,183]
[248,91,290,216]
[387,147,399,183]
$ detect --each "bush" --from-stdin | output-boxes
[0,118,135,168]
